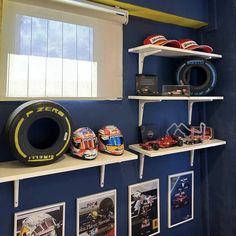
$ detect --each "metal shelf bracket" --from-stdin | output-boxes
[100,165,106,188]
[14,180,19,208]
[139,153,145,179]
[190,150,195,167]
[139,50,162,73]
[139,100,161,126]
[188,99,213,125]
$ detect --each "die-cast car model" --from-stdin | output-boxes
[183,137,202,145]
[140,135,183,151]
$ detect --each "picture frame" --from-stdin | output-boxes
[14,202,65,236]
[77,189,116,236]
[128,179,160,236]
[168,171,194,228]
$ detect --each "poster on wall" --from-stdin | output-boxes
[14,202,65,236]
[77,190,116,236]
[168,171,194,228]
[128,179,160,236]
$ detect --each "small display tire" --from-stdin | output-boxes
[152,143,159,150]
[6,100,72,166]
[176,58,217,95]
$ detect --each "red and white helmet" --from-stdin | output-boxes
[70,127,98,160]
[98,125,124,155]
[20,213,58,236]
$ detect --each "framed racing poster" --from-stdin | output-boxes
[77,190,116,236]
[14,202,65,236]
[168,171,194,228]
[128,179,160,236]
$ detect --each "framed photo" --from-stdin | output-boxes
[168,171,194,228]
[14,202,65,236]
[128,179,160,236]
[77,190,116,236]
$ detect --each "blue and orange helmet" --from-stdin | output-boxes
[98,125,124,155]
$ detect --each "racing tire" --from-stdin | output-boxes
[176,58,217,95]
[6,100,72,166]
[152,143,159,150]
[177,139,184,147]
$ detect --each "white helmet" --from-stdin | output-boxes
[20,212,58,236]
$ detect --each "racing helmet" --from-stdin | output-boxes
[70,127,98,160]
[20,213,58,236]
[99,197,114,216]
[98,125,124,155]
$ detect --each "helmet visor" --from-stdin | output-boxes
[102,136,123,146]
[73,138,96,150]
[83,138,96,149]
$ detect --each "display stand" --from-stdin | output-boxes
[128,44,226,178]
[129,139,226,178]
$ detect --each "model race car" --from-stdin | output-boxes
[140,135,184,151]
[183,136,202,145]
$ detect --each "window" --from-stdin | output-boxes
[0,0,128,100]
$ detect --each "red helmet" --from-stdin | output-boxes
[70,127,98,160]
[98,125,124,155]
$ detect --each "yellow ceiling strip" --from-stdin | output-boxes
[89,0,208,29]
[0,0,2,31]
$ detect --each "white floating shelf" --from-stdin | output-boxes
[128,96,224,125]
[129,139,226,179]
[128,44,222,74]
[128,96,224,101]
[128,44,222,59]
[128,95,224,102]
[0,150,137,207]
[129,139,226,157]
[0,97,123,101]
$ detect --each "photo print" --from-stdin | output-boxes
[128,179,160,236]
[168,171,194,228]
[14,202,65,236]
[77,190,116,236]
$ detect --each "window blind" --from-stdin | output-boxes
[0,0,128,100]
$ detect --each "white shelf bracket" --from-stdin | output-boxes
[188,101,195,125]
[100,165,106,188]
[190,150,195,167]
[138,50,162,73]
[14,180,19,208]
[139,100,161,126]
[188,99,213,125]
[139,101,146,126]
[139,153,145,179]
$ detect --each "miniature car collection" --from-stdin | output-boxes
[162,85,190,96]
[139,122,213,151]
[183,137,202,145]
[166,88,189,96]
[140,135,184,151]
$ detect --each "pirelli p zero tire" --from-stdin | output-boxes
[6,100,72,166]
[176,58,217,96]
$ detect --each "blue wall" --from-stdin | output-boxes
[201,0,236,235]
[0,1,221,235]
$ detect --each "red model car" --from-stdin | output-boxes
[140,135,183,150]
